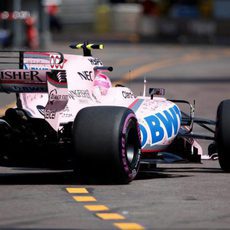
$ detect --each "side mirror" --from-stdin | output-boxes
[149,88,165,99]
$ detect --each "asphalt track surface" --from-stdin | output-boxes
[0,43,230,230]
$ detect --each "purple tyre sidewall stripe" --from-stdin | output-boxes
[121,112,140,180]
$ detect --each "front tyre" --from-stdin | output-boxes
[72,106,141,184]
[216,100,230,172]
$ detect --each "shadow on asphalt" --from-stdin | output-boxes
[136,164,223,180]
[159,166,223,174]
[136,171,189,180]
[0,165,223,185]
[0,170,189,185]
[0,170,79,185]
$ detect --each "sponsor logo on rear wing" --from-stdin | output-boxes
[0,69,68,131]
[0,69,67,93]
[0,50,65,70]
[0,69,47,93]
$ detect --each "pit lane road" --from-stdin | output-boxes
[0,43,230,230]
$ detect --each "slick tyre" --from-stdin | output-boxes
[216,100,230,172]
[72,106,141,184]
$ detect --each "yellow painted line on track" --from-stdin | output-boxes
[115,55,150,67]
[114,50,230,86]
[113,52,201,85]
[84,205,109,211]
[73,196,97,202]
[120,58,176,83]
[66,185,145,228]
[222,49,230,55]
[96,213,125,220]
[66,188,88,194]
[114,222,145,230]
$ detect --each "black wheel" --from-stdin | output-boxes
[0,119,12,162]
[216,99,230,172]
[72,106,141,184]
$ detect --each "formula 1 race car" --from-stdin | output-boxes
[0,42,229,184]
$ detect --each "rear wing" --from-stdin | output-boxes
[0,50,64,69]
[0,50,66,93]
[0,51,68,131]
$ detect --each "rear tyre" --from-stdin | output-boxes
[72,106,141,184]
[216,100,230,172]
[0,119,12,162]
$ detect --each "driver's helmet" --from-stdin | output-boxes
[93,73,112,95]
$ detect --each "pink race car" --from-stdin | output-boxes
[0,42,229,184]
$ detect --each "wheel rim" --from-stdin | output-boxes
[126,126,139,166]
[127,144,135,163]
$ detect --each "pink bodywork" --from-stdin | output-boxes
[0,51,203,156]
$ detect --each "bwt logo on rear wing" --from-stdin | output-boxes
[0,69,68,131]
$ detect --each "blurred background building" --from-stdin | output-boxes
[0,0,49,49]
[0,0,230,49]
